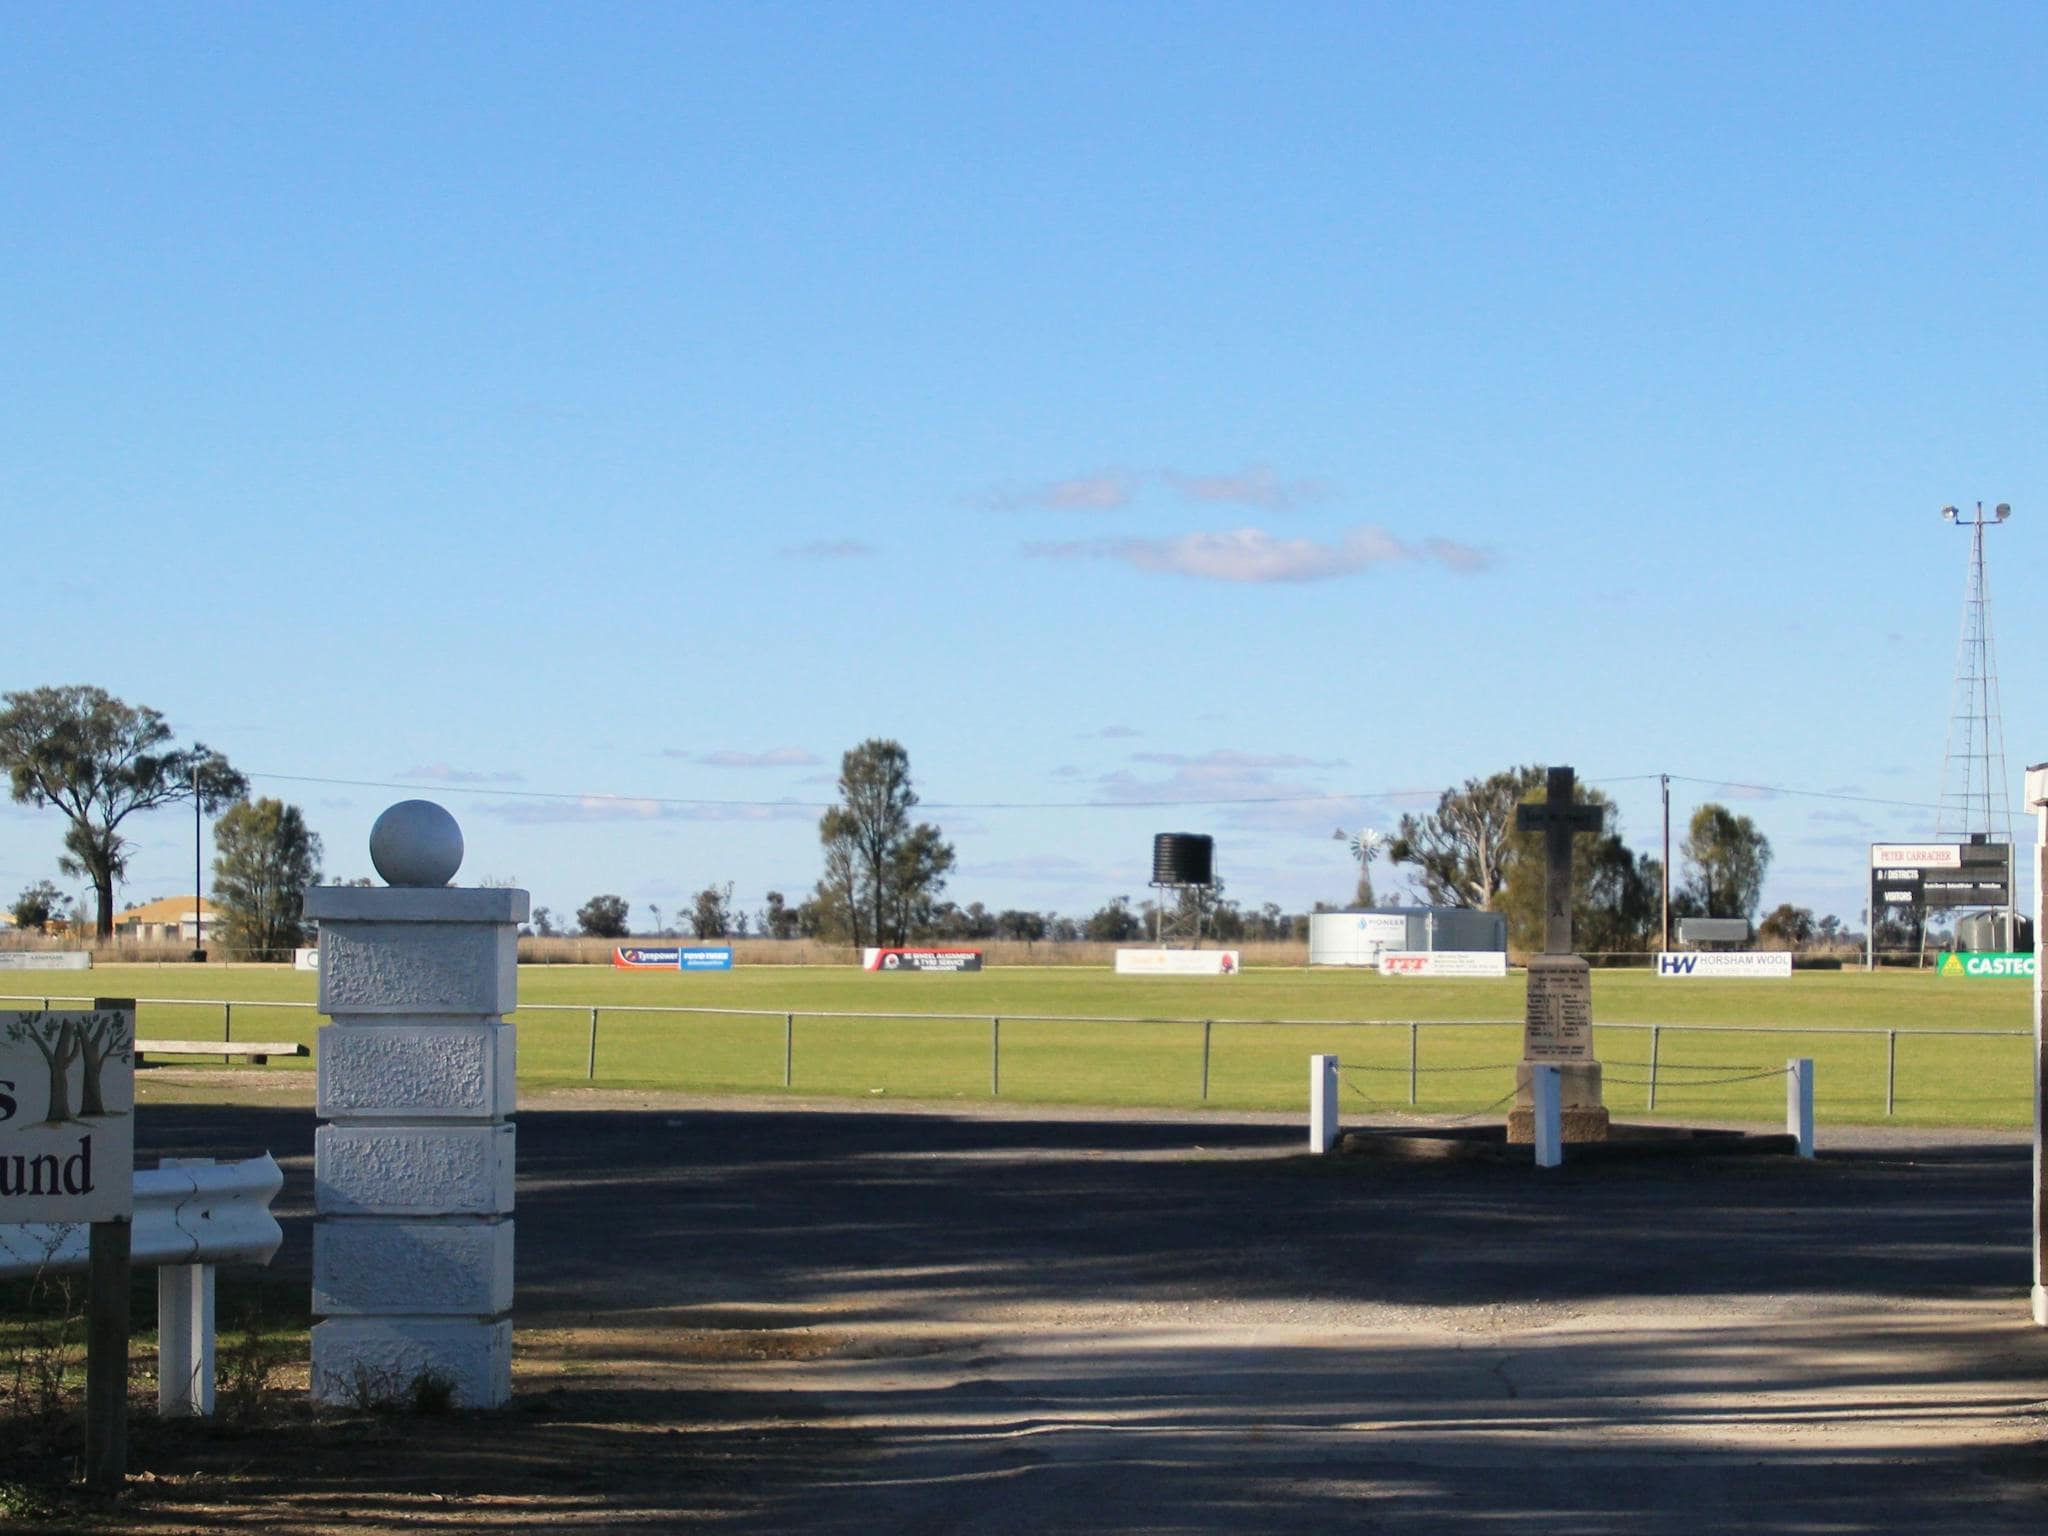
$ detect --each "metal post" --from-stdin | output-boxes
[1201,1019,1212,1101]
[1408,1021,1419,1105]
[1647,1025,1661,1111]
[1886,1029,1897,1116]
[991,1017,1001,1096]
[223,1000,232,1043]
[586,1007,599,1081]
[783,1013,794,1088]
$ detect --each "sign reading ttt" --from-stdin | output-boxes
[0,1008,134,1223]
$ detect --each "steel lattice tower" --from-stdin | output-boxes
[1934,502,2014,848]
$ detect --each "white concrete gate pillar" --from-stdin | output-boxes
[304,801,526,1406]
[2027,763,2048,1327]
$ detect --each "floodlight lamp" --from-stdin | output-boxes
[1995,503,2011,521]
[1941,506,1959,522]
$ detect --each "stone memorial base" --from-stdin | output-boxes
[1507,1061,1612,1144]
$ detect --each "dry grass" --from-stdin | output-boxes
[516,936,1316,967]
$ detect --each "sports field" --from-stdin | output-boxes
[2,961,2033,1126]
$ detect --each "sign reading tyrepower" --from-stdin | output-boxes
[862,948,983,973]
[613,946,735,971]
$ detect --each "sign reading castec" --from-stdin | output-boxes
[1937,951,2036,979]
[1,1008,135,1223]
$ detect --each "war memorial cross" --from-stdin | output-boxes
[1508,765,1612,1144]
[1515,765,1604,954]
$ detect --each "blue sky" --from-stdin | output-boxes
[5,3,2045,931]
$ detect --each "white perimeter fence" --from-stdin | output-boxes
[2,992,2029,1120]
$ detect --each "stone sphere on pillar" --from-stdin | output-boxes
[369,800,465,888]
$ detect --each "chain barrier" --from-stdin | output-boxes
[1337,1068,1519,1126]
[1603,1066,1794,1089]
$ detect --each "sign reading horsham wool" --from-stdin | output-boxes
[1654,952,1794,979]
[0,1008,134,1223]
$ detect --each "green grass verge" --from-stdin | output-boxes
[3,962,2032,1127]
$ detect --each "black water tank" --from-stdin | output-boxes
[1152,833,1215,887]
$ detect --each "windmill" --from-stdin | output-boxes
[1333,827,1384,907]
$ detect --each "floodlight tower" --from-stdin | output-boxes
[1934,501,2017,942]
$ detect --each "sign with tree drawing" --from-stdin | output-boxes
[0,1007,134,1222]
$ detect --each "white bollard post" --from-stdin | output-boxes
[1532,1064,1562,1168]
[1310,1055,1339,1153]
[304,802,525,1409]
[1786,1057,1815,1159]
[157,1264,215,1417]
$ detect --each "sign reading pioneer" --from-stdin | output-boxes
[0,1007,134,1223]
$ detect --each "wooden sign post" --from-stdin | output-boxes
[0,999,136,1487]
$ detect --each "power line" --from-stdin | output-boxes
[244,767,1945,817]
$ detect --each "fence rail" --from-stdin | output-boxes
[1,993,2030,1119]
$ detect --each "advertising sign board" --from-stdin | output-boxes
[1870,844,1962,869]
[1378,951,1508,978]
[862,948,984,973]
[1113,949,1241,977]
[1937,951,2035,979]
[294,948,320,972]
[0,953,93,971]
[1654,952,1794,979]
[1869,841,2011,911]
[612,946,736,972]
[0,1007,134,1223]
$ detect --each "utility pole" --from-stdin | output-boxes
[1660,773,1671,953]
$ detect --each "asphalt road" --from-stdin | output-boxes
[136,1093,2048,1533]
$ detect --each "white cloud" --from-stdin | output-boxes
[1131,749,1346,771]
[1026,524,1489,584]
[673,748,821,769]
[399,763,526,785]
[1164,464,1332,511]
[982,470,1137,513]
[959,854,1106,885]
[781,539,876,560]
[481,797,817,826]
